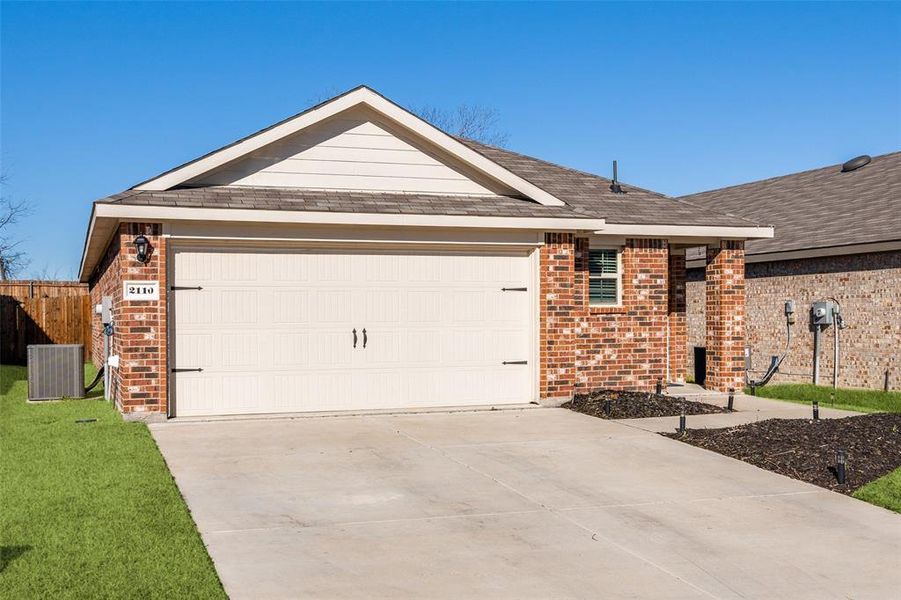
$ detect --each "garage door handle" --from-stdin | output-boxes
[170,286,203,291]
[502,361,527,365]
[171,368,203,373]
[353,328,357,348]
[362,328,367,348]
[501,287,527,292]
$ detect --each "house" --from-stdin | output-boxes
[681,152,900,390]
[78,86,772,418]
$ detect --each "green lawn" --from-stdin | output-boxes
[854,467,901,513]
[746,383,901,414]
[0,364,225,599]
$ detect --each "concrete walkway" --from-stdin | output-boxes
[623,389,860,433]
[151,408,900,599]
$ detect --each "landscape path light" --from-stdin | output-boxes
[836,449,847,485]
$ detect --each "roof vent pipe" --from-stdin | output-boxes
[841,155,871,172]
[610,160,625,194]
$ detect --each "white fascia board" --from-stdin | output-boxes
[744,240,901,264]
[78,205,98,282]
[79,204,604,281]
[132,87,566,207]
[593,224,774,240]
[93,203,604,230]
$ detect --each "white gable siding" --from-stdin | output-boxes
[190,114,502,196]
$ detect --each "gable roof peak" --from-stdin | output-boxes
[131,86,566,207]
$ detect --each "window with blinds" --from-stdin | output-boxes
[588,247,621,305]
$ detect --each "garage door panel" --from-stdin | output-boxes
[309,289,354,322]
[177,375,223,417]
[175,291,217,325]
[220,290,259,324]
[406,291,441,322]
[398,329,441,365]
[173,247,533,416]
[273,290,311,323]
[221,333,261,368]
[220,254,262,282]
[175,333,217,371]
[362,254,402,282]
[271,254,312,282]
[355,289,403,323]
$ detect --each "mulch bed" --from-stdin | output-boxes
[665,413,901,494]
[563,389,727,419]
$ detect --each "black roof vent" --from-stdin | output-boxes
[841,155,871,172]
[610,160,625,194]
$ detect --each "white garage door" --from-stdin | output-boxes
[171,246,534,417]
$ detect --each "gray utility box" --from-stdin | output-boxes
[27,344,85,401]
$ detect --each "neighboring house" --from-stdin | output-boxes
[78,86,772,418]
[682,152,900,390]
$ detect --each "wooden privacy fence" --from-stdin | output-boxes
[0,281,92,364]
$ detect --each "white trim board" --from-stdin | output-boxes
[686,239,901,268]
[93,202,604,230]
[79,206,604,281]
[133,86,566,207]
[593,224,774,240]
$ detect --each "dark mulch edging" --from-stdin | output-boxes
[665,413,901,494]
[563,389,727,419]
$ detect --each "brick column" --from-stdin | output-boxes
[539,233,577,401]
[667,250,687,383]
[90,223,168,416]
[705,240,745,391]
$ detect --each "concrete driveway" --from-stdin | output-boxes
[151,409,901,599]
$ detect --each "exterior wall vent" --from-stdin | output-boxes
[27,344,85,401]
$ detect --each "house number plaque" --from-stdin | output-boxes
[123,281,160,301]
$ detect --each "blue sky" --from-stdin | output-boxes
[2,1,899,278]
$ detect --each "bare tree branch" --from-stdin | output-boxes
[302,90,511,147]
[0,174,33,280]
[412,104,510,147]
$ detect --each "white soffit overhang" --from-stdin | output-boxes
[593,224,774,240]
[132,86,566,207]
[78,204,605,281]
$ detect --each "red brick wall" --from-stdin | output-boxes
[89,232,123,400]
[668,252,687,383]
[88,223,167,415]
[704,240,746,391]
[687,249,901,390]
[539,234,671,399]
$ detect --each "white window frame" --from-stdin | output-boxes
[588,245,623,307]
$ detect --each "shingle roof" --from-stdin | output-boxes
[100,139,763,228]
[101,187,582,219]
[458,139,762,227]
[678,152,901,255]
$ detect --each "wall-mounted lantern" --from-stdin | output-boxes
[133,235,151,264]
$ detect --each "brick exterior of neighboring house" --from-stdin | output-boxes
[88,223,168,415]
[687,249,901,391]
[679,151,900,392]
